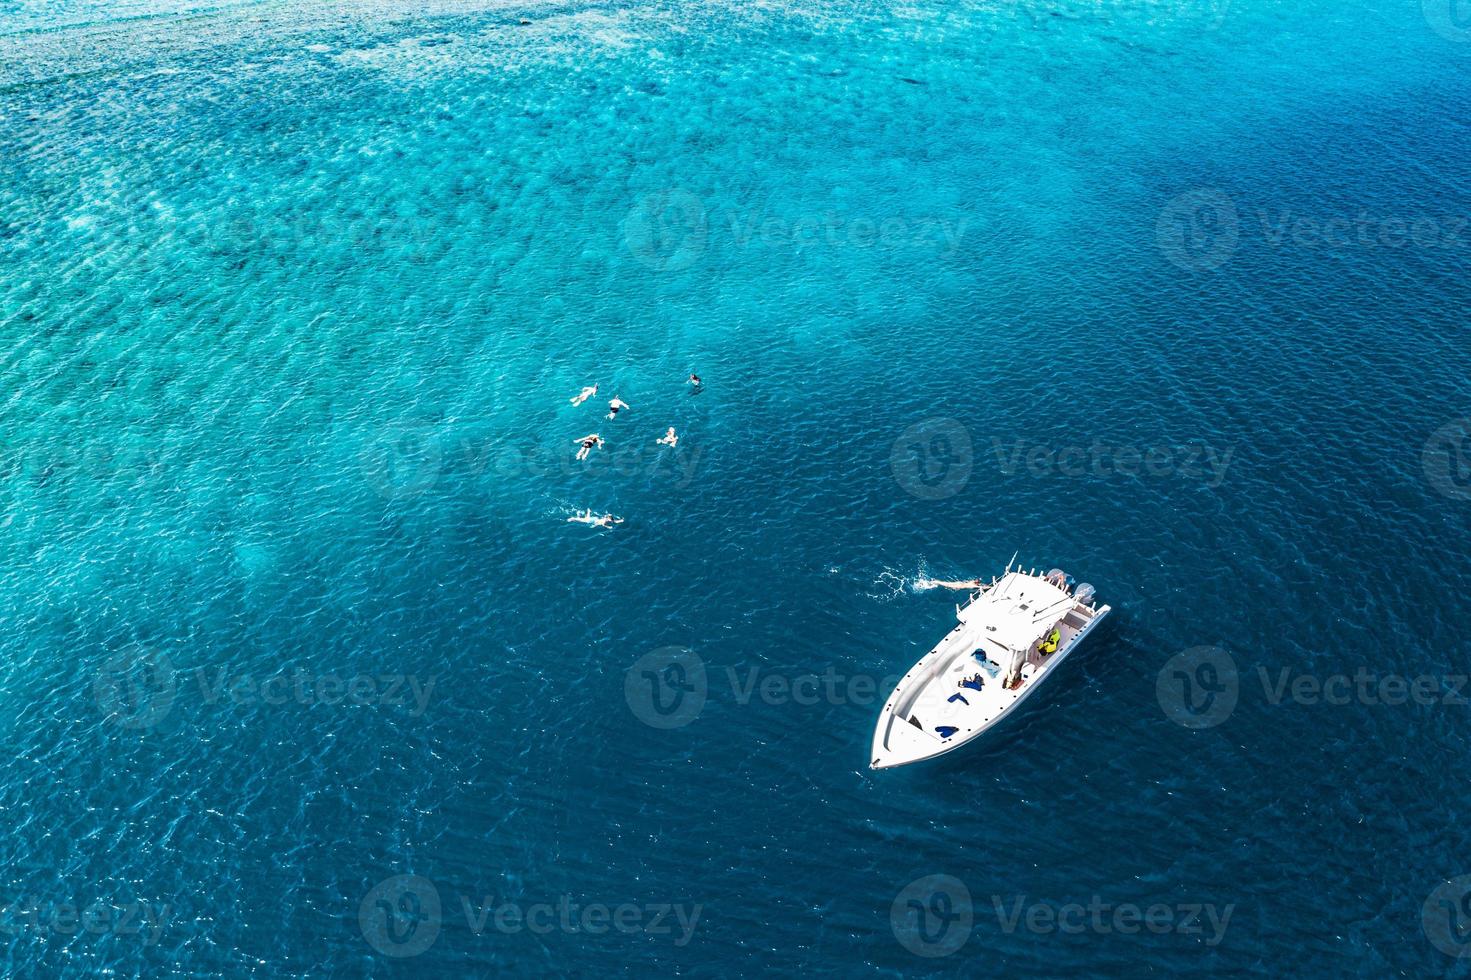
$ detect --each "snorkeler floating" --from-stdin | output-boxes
[562,374,701,520]
[574,433,604,461]
[568,509,623,528]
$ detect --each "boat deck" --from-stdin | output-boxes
[871,569,1109,768]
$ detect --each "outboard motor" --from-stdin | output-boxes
[1074,583,1096,606]
[1045,568,1077,591]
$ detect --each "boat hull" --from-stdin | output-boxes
[870,578,1110,770]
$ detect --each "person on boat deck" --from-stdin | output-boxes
[1039,627,1061,656]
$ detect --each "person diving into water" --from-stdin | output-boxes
[571,384,598,406]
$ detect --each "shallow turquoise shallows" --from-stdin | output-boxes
[4,0,1471,974]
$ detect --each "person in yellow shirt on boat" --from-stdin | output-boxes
[1039,626,1061,656]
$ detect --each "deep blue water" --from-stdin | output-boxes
[3,0,1471,974]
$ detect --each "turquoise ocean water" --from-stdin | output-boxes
[3,0,1471,973]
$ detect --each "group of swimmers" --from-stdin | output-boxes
[566,374,703,528]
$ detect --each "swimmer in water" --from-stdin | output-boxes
[568,509,623,528]
[571,384,598,406]
[688,373,702,389]
[574,434,603,461]
[656,426,678,447]
[606,396,630,420]
[923,578,985,591]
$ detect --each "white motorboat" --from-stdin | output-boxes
[870,560,1110,769]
